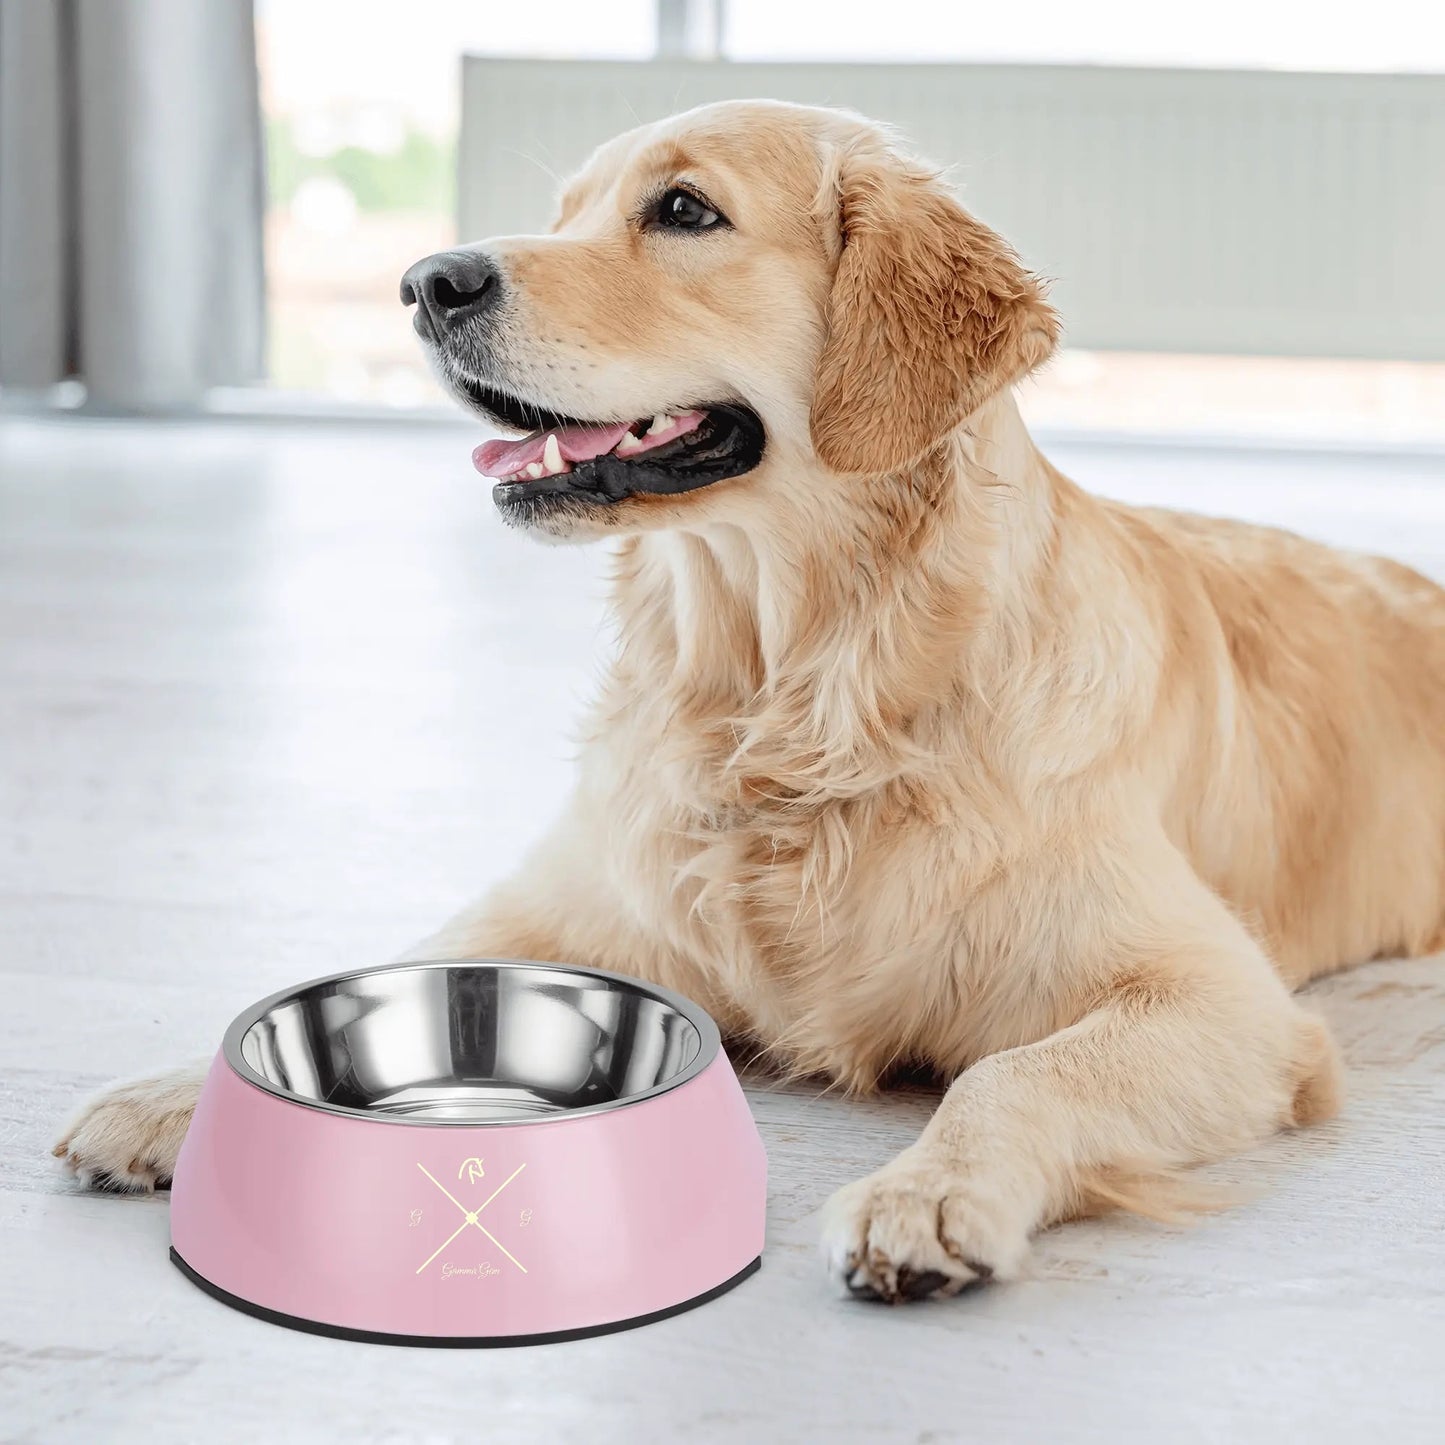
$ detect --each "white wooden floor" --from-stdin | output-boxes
[3,415,1445,1444]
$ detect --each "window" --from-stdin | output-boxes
[725,0,1445,71]
[256,1,653,406]
[256,1,1445,444]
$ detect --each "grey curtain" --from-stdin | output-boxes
[0,0,264,409]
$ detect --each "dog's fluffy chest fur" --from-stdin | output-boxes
[543,407,1445,1093]
[579,487,1079,1087]
[590,719,1047,1089]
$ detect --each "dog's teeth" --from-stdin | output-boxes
[542,434,564,474]
[646,412,672,435]
[525,462,544,479]
[614,431,644,455]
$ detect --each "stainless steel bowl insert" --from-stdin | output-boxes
[224,960,720,1125]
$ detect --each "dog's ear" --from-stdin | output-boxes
[809,142,1059,476]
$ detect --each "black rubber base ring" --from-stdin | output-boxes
[169,1246,761,1349]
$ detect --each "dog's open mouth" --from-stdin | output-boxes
[463,382,765,509]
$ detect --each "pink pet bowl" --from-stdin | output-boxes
[169,959,766,1346]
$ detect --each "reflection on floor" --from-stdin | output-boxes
[3,416,1443,1443]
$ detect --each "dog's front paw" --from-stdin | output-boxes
[51,1065,204,1193]
[820,1145,1032,1303]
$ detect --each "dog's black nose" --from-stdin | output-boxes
[400,249,501,342]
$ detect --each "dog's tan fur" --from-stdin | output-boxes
[55,102,1445,1303]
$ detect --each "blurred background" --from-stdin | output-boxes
[1,0,1443,439]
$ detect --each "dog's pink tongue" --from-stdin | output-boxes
[473,422,632,478]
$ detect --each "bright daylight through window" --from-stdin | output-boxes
[257,0,1445,442]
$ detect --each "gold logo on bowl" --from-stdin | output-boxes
[414,1160,528,1277]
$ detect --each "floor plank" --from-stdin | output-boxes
[2,415,1443,1443]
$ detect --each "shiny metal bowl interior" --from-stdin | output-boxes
[224,960,719,1125]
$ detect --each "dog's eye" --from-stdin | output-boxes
[657,187,724,230]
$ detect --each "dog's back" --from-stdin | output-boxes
[1123,501,1445,982]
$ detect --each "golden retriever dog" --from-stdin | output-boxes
[55,100,1445,1304]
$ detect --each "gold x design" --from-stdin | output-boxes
[414,1161,528,1276]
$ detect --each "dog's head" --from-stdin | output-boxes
[403,101,1058,541]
